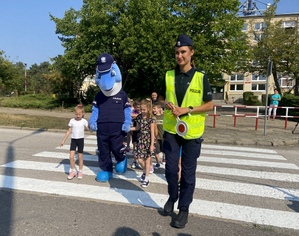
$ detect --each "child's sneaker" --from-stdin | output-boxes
[141,179,150,188]
[131,161,137,169]
[150,165,154,174]
[154,163,161,169]
[67,171,77,180]
[78,171,83,179]
[140,173,145,182]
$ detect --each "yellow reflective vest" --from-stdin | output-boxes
[163,70,206,139]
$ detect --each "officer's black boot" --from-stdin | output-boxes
[171,208,189,228]
[163,198,175,215]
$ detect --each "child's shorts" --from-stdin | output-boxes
[155,139,163,154]
[70,138,84,153]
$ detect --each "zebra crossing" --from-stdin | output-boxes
[1,135,299,231]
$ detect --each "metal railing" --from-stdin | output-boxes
[208,105,299,129]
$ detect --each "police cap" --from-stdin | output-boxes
[175,34,194,47]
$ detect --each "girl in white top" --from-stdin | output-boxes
[61,104,89,180]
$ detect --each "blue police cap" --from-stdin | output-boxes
[97,53,115,73]
[175,34,194,47]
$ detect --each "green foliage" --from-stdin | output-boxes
[247,0,299,95]
[0,94,58,109]
[243,91,254,101]
[27,62,52,94]
[0,53,24,95]
[80,85,99,105]
[275,94,299,117]
[280,93,299,107]
[0,94,93,112]
[243,91,262,105]
[50,0,248,98]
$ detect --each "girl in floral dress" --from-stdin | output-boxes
[130,99,156,187]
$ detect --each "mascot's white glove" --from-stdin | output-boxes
[122,106,131,133]
[89,101,99,131]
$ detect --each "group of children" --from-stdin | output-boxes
[60,98,165,188]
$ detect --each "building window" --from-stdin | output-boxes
[252,74,267,81]
[254,33,264,41]
[254,22,266,31]
[279,77,294,88]
[251,83,266,91]
[242,23,248,31]
[282,21,296,29]
[230,74,244,81]
[230,84,243,91]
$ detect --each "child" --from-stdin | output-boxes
[152,102,164,169]
[131,99,141,169]
[130,99,156,187]
[61,104,89,180]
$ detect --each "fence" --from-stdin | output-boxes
[208,105,299,129]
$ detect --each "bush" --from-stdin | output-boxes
[243,92,254,103]
[243,92,262,105]
[279,94,299,118]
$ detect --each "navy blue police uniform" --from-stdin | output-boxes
[161,67,212,208]
[94,91,130,173]
[161,34,213,228]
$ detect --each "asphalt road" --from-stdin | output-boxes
[0,128,298,236]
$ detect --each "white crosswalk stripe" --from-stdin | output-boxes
[1,136,299,231]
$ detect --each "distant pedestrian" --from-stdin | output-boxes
[61,104,89,180]
[151,92,159,104]
[161,34,213,228]
[268,88,281,120]
[130,99,156,188]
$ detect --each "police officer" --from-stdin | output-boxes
[161,34,213,228]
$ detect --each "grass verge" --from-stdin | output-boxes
[0,113,69,130]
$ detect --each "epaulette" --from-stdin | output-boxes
[195,68,205,74]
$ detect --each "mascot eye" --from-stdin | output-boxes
[111,70,116,77]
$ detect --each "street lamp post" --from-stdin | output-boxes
[24,63,27,93]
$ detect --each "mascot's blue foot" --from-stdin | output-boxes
[96,171,113,182]
[115,157,127,174]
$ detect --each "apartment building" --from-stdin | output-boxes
[222,12,299,104]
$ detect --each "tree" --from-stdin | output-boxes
[50,0,248,98]
[27,62,52,94]
[0,51,24,95]
[248,0,299,95]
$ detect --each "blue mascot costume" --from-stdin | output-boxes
[89,53,131,182]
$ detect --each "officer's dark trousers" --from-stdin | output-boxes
[97,122,126,172]
[163,131,202,210]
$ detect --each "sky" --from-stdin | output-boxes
[0,0,298,68]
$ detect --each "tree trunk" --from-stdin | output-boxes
[272,69,281,95]
[295,74,299,96]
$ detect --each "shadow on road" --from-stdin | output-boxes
[0,128,46,236]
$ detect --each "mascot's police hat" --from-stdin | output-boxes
[97,53,114,73]
[175,34,193,47]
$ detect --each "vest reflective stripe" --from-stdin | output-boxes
[163,70,206,139]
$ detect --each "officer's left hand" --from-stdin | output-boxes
[172,106,188,117]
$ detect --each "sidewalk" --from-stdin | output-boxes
[1,106,299,147]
